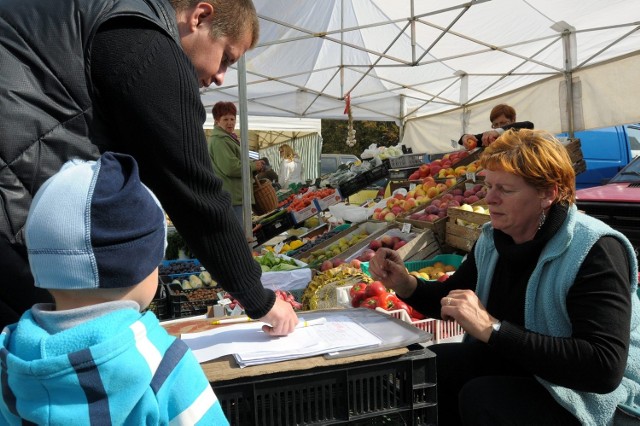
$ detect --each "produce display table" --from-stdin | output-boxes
[163,313,438,425]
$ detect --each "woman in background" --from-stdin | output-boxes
[208,101,263,224]
[278,144,304,189]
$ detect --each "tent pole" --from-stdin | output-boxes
[562,29,575,138]
[238,56,252,240]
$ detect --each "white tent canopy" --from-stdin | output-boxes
[201,0,640,153]
[204,114,320,150]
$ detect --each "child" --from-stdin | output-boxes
[0,152,228,425]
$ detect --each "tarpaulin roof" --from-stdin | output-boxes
[200,0,640,153]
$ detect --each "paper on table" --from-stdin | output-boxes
[181,315,381,366]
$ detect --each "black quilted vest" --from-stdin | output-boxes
[0,0,179,246]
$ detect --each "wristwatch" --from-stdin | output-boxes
[491,321,502,333]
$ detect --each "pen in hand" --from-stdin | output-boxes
[211,316,327,329]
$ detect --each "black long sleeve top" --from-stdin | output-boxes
[403,203,633,393]
[457,121,535,146]
[90,18,274,318]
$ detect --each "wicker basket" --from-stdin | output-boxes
[253,177,278,215]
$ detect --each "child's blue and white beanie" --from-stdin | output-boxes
[25,152,167,290]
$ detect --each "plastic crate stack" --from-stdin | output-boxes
[213,347,438,425]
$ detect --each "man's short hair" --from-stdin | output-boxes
[170,0,259,48]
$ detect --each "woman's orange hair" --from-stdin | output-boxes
[479,129,576,204]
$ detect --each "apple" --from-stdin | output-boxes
[369,239,382,250]
[384,212,396,222]
[333,258,346,266]
[426,214,440,222]
[321,260,334,271]
[350,259,362,269]
[360,249,376,261]
[467,139,477,150]
[380,235,394,248]
[393,240,407,250]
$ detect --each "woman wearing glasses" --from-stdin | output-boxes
[458,104,534,150]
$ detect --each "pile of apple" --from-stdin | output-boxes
[407,150,471,181]
[407,183,486,223]
[351,234,408,263]
[371,176,458,222]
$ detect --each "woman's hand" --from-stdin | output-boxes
[368,248,417,298]
[481,130,501,146]
[440,289,497,342]
[462,134,478,150]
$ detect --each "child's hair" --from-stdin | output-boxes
[25,152,167,291]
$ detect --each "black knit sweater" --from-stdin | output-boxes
[404,203,633,393]
[90,18,274,318]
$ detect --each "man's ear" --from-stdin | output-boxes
[192,2,214,30]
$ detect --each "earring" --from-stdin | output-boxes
[538,210,547,230]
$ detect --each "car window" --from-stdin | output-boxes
[321,157,338,175]
[610,156,640,183]
[626,125,640,158]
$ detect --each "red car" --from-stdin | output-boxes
[576,155,640,255]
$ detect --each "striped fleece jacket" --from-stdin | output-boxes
[0,308,228,425]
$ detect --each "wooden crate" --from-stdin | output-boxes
[562,138,586,175]
[445,205,491,252]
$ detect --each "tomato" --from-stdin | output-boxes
[351,291,366,308]
[409,307,425,320]
[359,296,379,309]
[349,282,368,299]
[394,299,411,315]
[365,281,387,298]
[377,292,400,311]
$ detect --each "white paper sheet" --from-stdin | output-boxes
[181,315,381,366]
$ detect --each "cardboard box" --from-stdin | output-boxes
[314,190,343,211]
[290,203,319,224]
[445,205,490,252]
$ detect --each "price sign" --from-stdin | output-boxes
[274,241,285,254]
[466,172,477,182]
[401,223,412,233]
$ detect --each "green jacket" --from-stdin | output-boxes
[208,126,256,205]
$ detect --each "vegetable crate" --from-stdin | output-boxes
[445,206,491,252]
[384,153,426,169]
[254,210,295,245]
[378,308,465,345]
[147,281,171,320]
[338,173,369,198]
[213,347,438,426]
[166,282,219,318]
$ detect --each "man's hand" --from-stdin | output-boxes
[259,298,299,336]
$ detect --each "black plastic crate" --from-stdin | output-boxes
[212,346,437,426]
[166,282,219,318]
[147,282,171,320]
[383,154,426,169]
[388,167,419,180]
[338,173,369,198]
[254,211,295,245]
[364,163,390,184]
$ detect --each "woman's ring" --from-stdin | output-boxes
[447,297,452,306]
